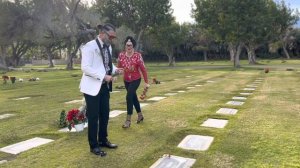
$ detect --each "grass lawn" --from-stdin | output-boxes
[0,60,299,167]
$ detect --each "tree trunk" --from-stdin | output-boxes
[66,42,81,70]
[282,42,290,59]
[228,43,235,61]
[11,44,17,67]
[165,48,175,67]
[203,50,208,62]
[228,42,242,68]
[168,55,175,66]
[245,45,257,65]
[0,46,8,70]
[15,57,20,67]
[136,29,144,52]
[10,41,30,67]
[45,46,54,68]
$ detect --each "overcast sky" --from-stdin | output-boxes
[82,0,299,24]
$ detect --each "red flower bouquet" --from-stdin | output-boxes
[66,109,86,130]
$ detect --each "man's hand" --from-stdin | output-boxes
[112,77,118,83]
[104,75,113,82]
[116,68,124,75]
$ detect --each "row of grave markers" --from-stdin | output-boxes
[0,76,251,167]
[0,75,206,164]
[149,77,264,168]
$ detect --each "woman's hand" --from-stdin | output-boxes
[144,83,150,89]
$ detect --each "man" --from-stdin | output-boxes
[79,23,123,156]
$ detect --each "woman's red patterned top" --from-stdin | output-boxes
[117,51,148,83]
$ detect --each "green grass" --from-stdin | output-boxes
[0,61,299,167]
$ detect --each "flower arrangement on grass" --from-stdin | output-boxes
[66,108,86,131]
[2,75,9,84]
[58,110,67,128]
[10,77,16,84]
[152,77,160,84]
[264,68,269,73]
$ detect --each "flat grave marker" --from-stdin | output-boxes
[246,85,258,88]
[15,97,30,100]
[147,97,167,101]
[240,93,253,96]
[178,135,214,151]
[65,99,83,104]
[216,108,238,115]
[232,96,247,100]
[150,154,196,168]
[226,101,244,106]
[140,103,149,107]
[59,122,88,132]
[0,114,15,120]
[243,88,256,91]
[0,160,8,164]
[201,118,228,128]
[59,127,77,132]
[0,137,54,155]
[164,93,178,96]
[109,110,127,118]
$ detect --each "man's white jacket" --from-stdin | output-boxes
[79,38,116,96]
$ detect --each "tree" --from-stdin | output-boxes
[31,0,69,67]
[192,27,215,61]
[273,1,299,59]
[289,28,300,57]
[64,0,102,70]
[30,0,99,69]
[95,0,173,52]
[193,0,298,67]
[148,22,188,66]
[242,0,275,64]
[193,0,249,67]
[0,0,35,67]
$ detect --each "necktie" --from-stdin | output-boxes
[102,44,110,74]
[102,44,113,91]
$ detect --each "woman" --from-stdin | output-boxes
[118,36,149,128]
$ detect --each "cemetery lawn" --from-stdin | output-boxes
[0,60,299,167]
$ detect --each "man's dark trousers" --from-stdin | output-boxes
[84,83,110,149]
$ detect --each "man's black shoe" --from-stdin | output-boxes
[99,141,118,149]
[90,147,107,157]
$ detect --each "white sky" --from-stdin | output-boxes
[82,0,298,24]
[82,0,195,24]
[170,0,195,24]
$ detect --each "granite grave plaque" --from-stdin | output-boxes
[177,135,214,151]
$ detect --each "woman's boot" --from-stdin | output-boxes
[122,115,131,128]
[137,112,144,124]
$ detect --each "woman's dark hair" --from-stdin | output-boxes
[124,36,136,48]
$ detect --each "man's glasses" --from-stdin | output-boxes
[105,32,116,40]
